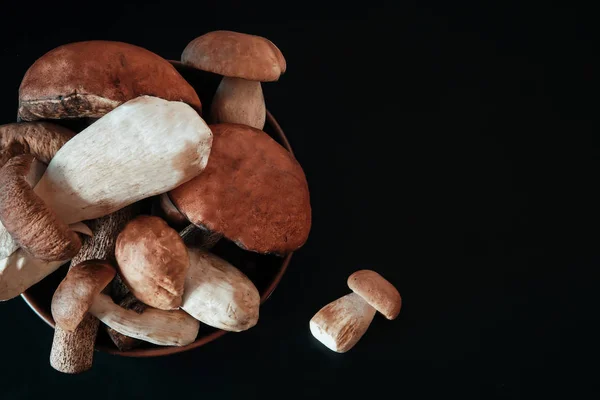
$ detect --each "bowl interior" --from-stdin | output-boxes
[20,61,294,357]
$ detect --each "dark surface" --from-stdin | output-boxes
[0,1,597,399]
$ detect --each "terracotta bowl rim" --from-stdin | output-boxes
[20,108,294,357]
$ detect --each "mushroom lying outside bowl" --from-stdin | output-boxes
[20,61,296,357]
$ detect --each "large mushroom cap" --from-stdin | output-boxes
[51,260,115,332]
[0,155,81,261]
[115,216,189,310]
[182,31,286,82]
[169,123,311,255]
[19,41,201,121]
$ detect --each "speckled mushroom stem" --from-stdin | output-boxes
[49,206,134,374]
[179,223,223,249]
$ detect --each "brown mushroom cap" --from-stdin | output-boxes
[51,260,116,332]
[0,155,81,260]
[19,41,201,121]
[169,123,311,255]
[0,122,76,168]
[181,31,286,82]
[115,216,189,310]
[347,270,402,320]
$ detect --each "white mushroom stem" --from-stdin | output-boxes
[210,77,266,130]
[89,294,199,346]
[0,249,66,301]
[33,96,213,224]
[181,248,259,332]
[309,293,376,353]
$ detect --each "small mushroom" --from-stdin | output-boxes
[0,155,81,260]
[169,123,311,255]
[33,96,213,224]
[115,215,189,310]
[52,260,199,346]
[182,31,286,129]
[181,247,260,332]
[309,293,376,353]
[50,208,133,374]
[19,40,201,121]
[348,270,402,320]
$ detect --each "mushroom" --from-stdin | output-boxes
[0,155,81,260]
[18,41,201,121]
[115,215,189,310]
[348,270,402,320]
[169,123,311,256]
[0,122,76,259]
[310,270,401,353]
[33,95,213,224]
[51,260,199,346]
[182,31,286,129]
[309,293,376,353]
[50,208,134,374]
[181,247,260,332]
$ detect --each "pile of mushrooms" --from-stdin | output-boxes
[0,32,311,373]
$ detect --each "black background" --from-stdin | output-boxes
[0,1,597,398]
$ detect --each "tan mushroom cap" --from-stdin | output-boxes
[19,41,201,121]
[181,31,286,82]
[115,216,189,310]
[0,122,76,168]
[347,270,402,320]
[0,155,81,261]
[169,123,311,255]
[51,260,116,332]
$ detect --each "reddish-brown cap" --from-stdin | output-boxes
[19,41,201,121]
[347,270,402,320]
[169,123,311,255]
[181,31,286,82]
[51,260,116,331]
[0,155,81,261]
[115,215,189,310]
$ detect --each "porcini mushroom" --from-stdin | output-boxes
[348,270,402,320]
[115,215,189,310]
[50,208,133,374]
[0,155,81,260]
[309,293,376,353]
[182,31,286,129]
[169,123,311,255]
[181,247,260,332]
[19,41,201,121]
[51,260,199,346]
[33,96,213,224]
[310,270,401,353]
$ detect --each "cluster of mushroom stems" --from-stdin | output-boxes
[1,31,310,374]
